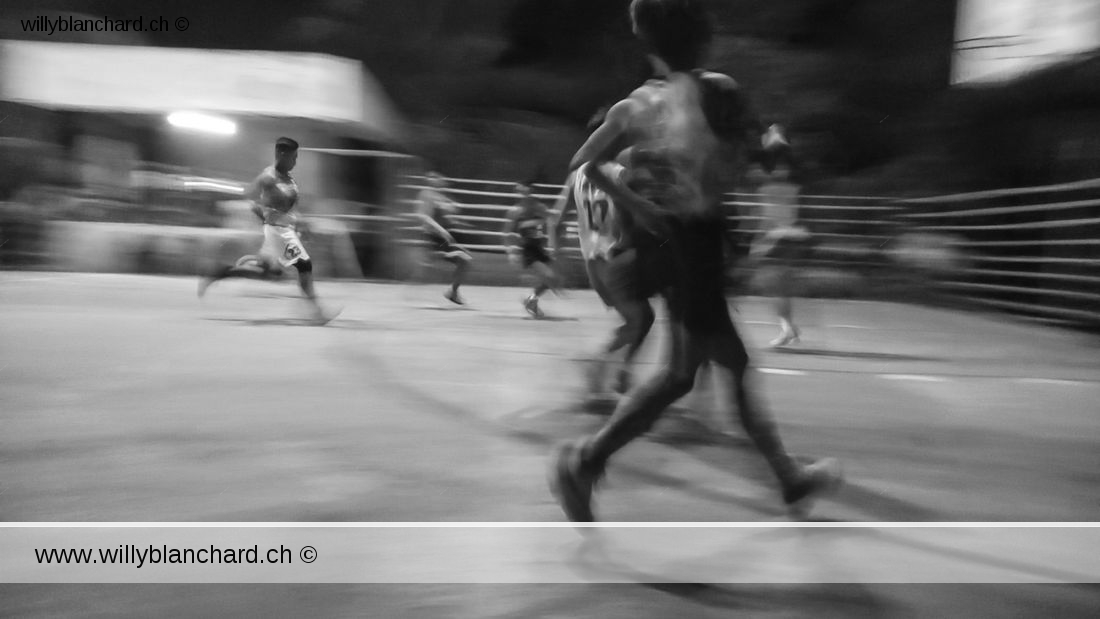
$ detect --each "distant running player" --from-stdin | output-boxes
[415,172,475,305]
[198,137,337,324]
[504,181,561,318]
[751,130,812,347]
[550,0,841,522]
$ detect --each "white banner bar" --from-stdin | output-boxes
[3,526,1098,584]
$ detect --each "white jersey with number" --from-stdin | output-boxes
[570,164,628,262]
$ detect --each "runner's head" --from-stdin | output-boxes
[426,171,446,189]
[629,0,713,72]
[275,137,299,172]
[515,181,533,197]
[761,124,794,177]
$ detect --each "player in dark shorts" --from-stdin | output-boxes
[549,0,841,522]
[504,181,563,318]
[198,137,338,324]
[415,172,475,305]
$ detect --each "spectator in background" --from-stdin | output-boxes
[752,127,812,347]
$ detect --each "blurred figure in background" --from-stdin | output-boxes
[759,124,790,176]
[199,137,338,324]
[751,126,812,347]
[549,0,841,522]
[414,171,474,305]
[504,180,561,318]
[0,186,51,269]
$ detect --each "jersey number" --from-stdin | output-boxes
[586,199,610,231]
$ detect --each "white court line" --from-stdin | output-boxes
[754,369,1094,386]
[403,377,537,388]
[743,320,877,330]
[0,274,85,284]
[4,522,1100,528]
[879,374,947,382]
[1016,377,1094,387]
[758,368,808,376]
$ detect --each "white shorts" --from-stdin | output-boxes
[260,225,309,268]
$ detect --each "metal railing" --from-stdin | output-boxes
[395,174,1100,329]
[891,178,1100,327]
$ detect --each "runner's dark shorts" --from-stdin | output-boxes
[521,241,552,268]
[581,233,671,308]
[663,217,735,333]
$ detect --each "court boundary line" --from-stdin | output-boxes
[4,522,1100,528]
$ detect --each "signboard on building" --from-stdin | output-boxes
[953,0,1100,84]
[0,41,379,127]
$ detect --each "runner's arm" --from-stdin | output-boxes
[570,100,667,236]
[244,173,273,222]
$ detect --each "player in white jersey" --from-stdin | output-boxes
[549,0,841,522]
[198,137,337,324]
[550,160,663,394]
[554,160,736,443]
